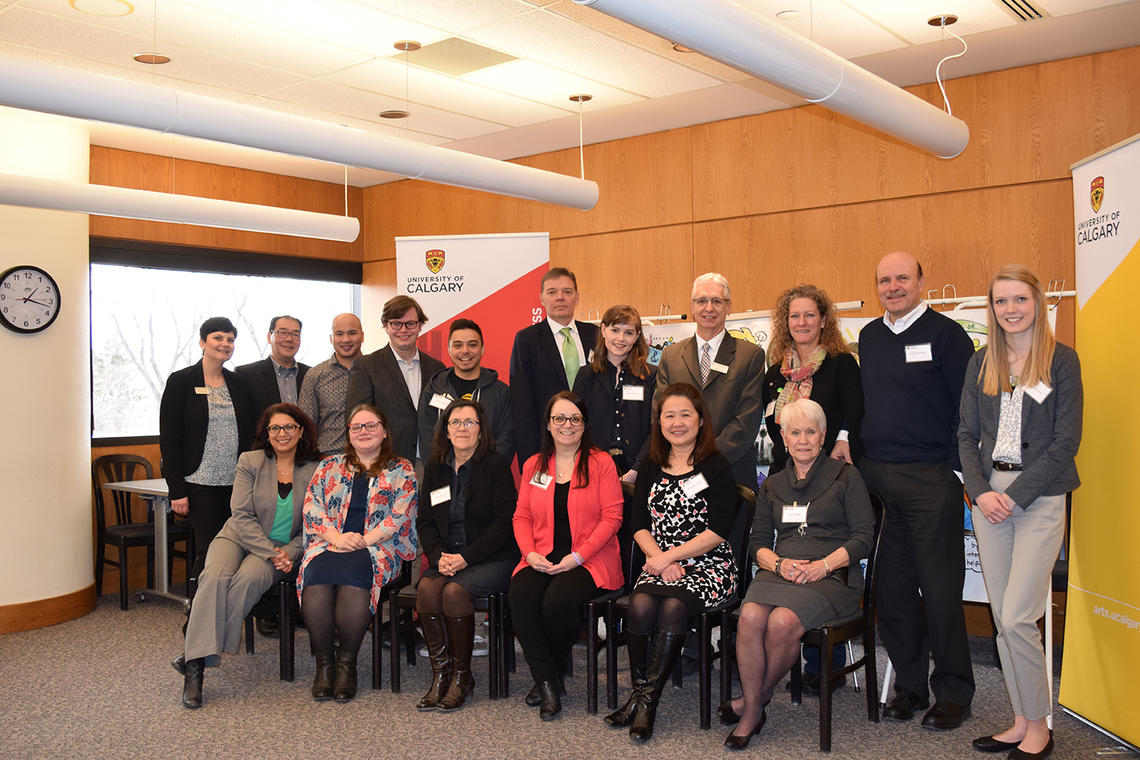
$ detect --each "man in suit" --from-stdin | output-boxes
[299,313,364,458]
[508,267,598,469]
[654,272,765,488]
[858,251,975,730]
[346,295,445,468]
[235,315,309,422]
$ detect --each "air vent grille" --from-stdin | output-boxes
[996,0,1046,22]
[399,37,516,76]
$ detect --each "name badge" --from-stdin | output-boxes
[587,349,595,363]
[530,472,553,490]
[764,400,776,419]
[782,503,808,523]
[709,361,729,374]
[622,385,645,401]
[194,386,210,394]
[1024,381,1053,404]
[905,343,933,363]
[429,486,451,506]
[681,473,709,498]
[429,393,452,411]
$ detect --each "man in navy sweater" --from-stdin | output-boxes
[859,251,976,731]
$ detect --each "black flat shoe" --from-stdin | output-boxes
[883,690,929,721]
[921,701,970,731]
[717,700,742,726]
[972,735,1020,753]
[724,709,766,750]
[1009,734,1053,760]
[525,682,543,707]
[537,680,562,721]
[255,615,280,638]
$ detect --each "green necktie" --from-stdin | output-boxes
[560,326,580,387]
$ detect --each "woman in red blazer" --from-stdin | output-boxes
[510,391,624,721]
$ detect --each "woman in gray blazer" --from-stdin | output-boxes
[174,403,322,709]
[959,266,1082,760]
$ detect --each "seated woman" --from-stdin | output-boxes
[572,305,656,483]
[298,404,417,703]
[176,402,320,709]
[509,391,623,721]
[724,398,875,750]
[605,382,738,742]
[415,399,518,712]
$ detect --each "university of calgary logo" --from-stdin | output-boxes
[425,249,445,274]
[1090,176,1104,213]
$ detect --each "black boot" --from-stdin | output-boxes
[333,647,358,703]
[311,650,335,701]
[629,629,685,743]
[537,679,562,720]
[605,630,649,727]
[439,615,476,710]
[181,657,204,709]
[416,613,451,710]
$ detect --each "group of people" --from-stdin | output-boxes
[155,255,1080,760]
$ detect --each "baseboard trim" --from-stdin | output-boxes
[0,584,96,633]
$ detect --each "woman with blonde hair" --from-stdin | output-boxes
[959,266,1082,760]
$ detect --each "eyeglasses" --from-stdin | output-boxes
[386,319,421,330]
[447,419,480,429]
[691,297,728,308]
[550,414,584,427]
[273,329,301,339]
[267,423,300,434]
[348,421,383,433]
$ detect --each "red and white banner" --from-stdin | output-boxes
[395,232,549,379]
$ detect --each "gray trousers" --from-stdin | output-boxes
[184,536,283,667]
[972,469,1066,720]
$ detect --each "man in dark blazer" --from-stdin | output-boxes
[654,272,765,488]
[508,267,598,469]
[346,295,445,466]
[235,315,310,423]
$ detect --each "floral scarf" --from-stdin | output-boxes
[773,346,826,424]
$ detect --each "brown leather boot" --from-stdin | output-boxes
[416,613,451,710]
[438,614,475,710]
[311,650,334,701]
[332,646,358,703]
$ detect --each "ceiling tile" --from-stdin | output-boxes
[462,59,645,110]
[355,0,538,35]
[733,0,913,58]
[837,0,1018,44]
[328,57,573,127]
[463,6,723,97]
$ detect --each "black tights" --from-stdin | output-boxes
[416,574,475,617]
[301,584,372,655]
[627,591,692,635]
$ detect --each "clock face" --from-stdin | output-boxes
[0,265,62,334]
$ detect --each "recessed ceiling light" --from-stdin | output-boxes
[928,14,959,27]
[69,0,133,17]
[379,110,409,119]
[776,9,802,19]
[133,53,170,65]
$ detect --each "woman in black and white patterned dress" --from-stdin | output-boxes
[604,382,738,743]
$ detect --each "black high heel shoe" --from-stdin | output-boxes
[717,700,742,726]
[724,709,766,750]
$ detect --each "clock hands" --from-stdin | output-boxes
[24,298,49,307]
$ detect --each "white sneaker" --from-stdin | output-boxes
[472,632,489,657]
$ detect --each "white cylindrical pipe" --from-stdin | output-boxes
[0,173,361,242]
[0,56,600,210]
[574,0,969,158]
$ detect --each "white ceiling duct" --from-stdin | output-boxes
[572,0,969,158]
[0,56,599,210]
[0,173,361,242]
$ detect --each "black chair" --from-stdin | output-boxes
[786,490,886,752]
[601,484,756,728]
[92,454,194,610]
[278,561,410,690]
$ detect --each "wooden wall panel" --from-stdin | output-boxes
[90,147,365,261]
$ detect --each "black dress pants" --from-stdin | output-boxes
[509,566,600,685]
[184,483,233,583]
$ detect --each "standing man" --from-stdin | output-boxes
[299,313,364,458]
[419,318,514,463]
[346,295,445,467]
[236,315,309,422]
[508,267,598,468]
[859,251,975,730]
[655,272,765,488]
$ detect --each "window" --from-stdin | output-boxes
[90,242,360,440]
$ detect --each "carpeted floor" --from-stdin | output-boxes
[0,596,1120,760]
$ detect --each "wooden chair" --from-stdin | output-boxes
[92,454,194,610]
[786,490,886,752]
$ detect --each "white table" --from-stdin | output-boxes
[102,478,190,608]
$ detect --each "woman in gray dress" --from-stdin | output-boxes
[723,398,874,750]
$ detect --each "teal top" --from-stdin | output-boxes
[269,490,293,544]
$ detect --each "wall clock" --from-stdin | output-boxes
[0,265,62,334]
